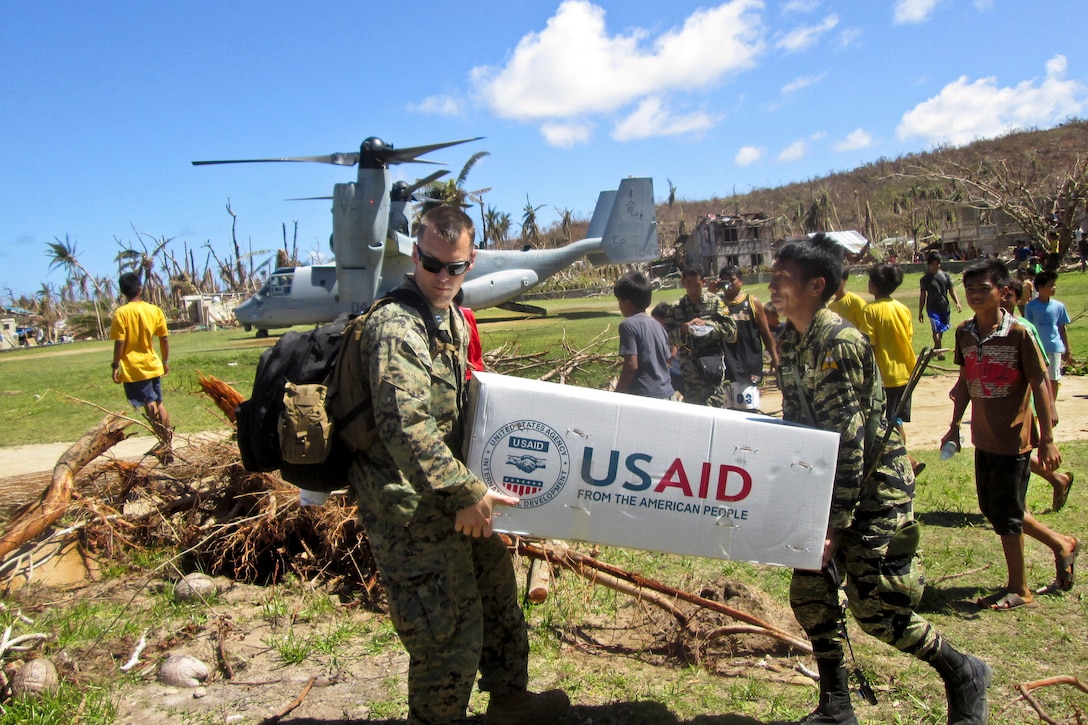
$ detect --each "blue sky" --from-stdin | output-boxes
[3,0,1087,300]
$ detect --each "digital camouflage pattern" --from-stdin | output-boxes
[347,281,485,524]
[778,308,941,662]
[661,290,738,406]
[777,308,912,530]
[361,501,529,724]
[348,279,529,724]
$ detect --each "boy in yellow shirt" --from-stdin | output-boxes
[110,273,172,454]
[858,263,921,473]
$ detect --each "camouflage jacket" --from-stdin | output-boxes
[662,291,738,367]
[777,308,913,530]
[348,279,487,526]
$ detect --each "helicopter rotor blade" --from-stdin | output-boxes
[192,152,359,167]
[383,137,484,165]
[285,196,333,201]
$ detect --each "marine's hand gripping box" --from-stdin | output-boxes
[463,372,841,570]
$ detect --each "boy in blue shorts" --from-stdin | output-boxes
[614,272,674,400]
[919,252,961,358]
[110,273,173,456]
[1024,270,1072,406]
[941,259,1079,610]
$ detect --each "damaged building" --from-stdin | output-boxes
[685,212,777,275]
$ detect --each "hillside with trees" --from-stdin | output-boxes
[657,119,1088,265]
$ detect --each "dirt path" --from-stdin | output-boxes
[760,370,1088,450]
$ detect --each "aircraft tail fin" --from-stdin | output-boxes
[585,190,617,240]
[590,177,658,265]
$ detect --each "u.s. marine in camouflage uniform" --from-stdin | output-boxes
[769,234,990,725]
[661,265,737,406]
[347,207,568,725]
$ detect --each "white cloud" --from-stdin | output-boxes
[973,0,994,10]
[837,27,862,48]
[775,14,839,53]
[777,139,808,162]
[894,0,943,25]
[833,128,873,151]
[781,73,826,96]
[409,95,462,116]
[896,55,1085,146]
[541,122,595,148]
[612,97,714,141]
[735,145,765,166]
[471,0,764,128]
[782,0,820,14]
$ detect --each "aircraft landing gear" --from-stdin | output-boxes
[255,329,269,338]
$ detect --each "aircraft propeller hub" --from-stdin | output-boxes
[360,137,392,169]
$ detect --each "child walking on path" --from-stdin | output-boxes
[613,272,675,399]
[1024,270,1072,406]
[941,259,1079,611]
[110,272,173,459]
[1003,278,1075,512]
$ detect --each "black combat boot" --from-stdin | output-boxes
[484,688,570,725]
[927,640,992,724]
[797,657,858,724]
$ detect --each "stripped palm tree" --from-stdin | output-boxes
[521,196,546,247]
[47,235,106,339]
[485,206,512,247]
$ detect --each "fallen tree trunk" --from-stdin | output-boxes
[509,537,812,654]
[0,413,133,560]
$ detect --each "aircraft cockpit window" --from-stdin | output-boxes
[268,273,293,297]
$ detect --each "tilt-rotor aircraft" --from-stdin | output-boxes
[193,137,658,336]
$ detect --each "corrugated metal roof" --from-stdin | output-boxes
[808,230,868,254]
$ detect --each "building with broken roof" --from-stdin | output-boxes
[685,212,776,274]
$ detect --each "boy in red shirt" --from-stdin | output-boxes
[941,259,1079,610]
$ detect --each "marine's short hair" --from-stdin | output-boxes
[962,258,1010,288]
[774,233,843,304]
[416,205,476,247]
[613,271,653,311]
[868,263,904,297]
[119,272,142,300]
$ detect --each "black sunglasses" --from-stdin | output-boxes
[415,243,472,276]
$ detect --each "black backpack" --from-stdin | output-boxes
[235,287,441,492]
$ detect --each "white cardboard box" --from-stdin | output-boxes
[464,372,841,570]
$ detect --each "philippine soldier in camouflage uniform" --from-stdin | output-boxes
[770,234,991,725]
[347,206,569,725]
[662,265,737,406]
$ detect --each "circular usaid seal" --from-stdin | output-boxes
[480,420,570,508]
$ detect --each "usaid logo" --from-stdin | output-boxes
[481,420,570,508]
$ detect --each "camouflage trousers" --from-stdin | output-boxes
[790,503,942,661]
[360,498,529,724]
[678,356,730,407]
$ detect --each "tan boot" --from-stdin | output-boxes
[484,689,570,725]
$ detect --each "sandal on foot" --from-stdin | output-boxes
[975,590,1007,609]
[989,592,1037,611]
[1038,538,1081,594]
[1052,472,1074,512]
